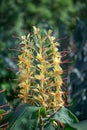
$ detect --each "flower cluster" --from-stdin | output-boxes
[18,26,64,113]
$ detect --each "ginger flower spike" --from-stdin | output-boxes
[18,26,64,114]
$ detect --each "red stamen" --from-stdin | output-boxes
[63,77,68,80]
[60,50,71,54]
[63,68,72,73]
[8,48,22,52]
[63,82,67,86]
[0,103,9,109]
[60,60,72,64]
[0,122,9,128]
[0,111,9,117]
[9,78,17,81]
[65,104,71,107]
[0,89,5,93]
[6,67,17,72]
[12,34,20,39]
[62,85,66,89]
[8,56,18,60]
[61,53,67,57]
[65,91,71,95]
[58,36,68,41]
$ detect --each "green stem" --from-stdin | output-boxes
[39,126,44,130]
[39,116,44,130]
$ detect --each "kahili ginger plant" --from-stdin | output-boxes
[0,27,79,130]
[18,26,64,114]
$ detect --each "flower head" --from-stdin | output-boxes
[18,26,64,115]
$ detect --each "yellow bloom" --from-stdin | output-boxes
[21,35,26,40]
[54,65,63,75]
[50,36,55,43]
[37,64,46,72]
[18,26,64,115]
[55,76,63,87]
[36,53,43,61]
[33,26,39,34]
[53,57,61,64]
[35,73,45,81]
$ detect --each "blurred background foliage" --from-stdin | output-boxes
[0,0,87,121]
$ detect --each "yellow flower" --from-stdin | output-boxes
[50,36,55,43]
[18,26,64,115]
[33,26,39,34]
[54,65,63,75]
[36,53,43,61]
[21,35,26,40]
[37,64,46,72]
[53,57,61,64]
[35,73,45,81]
[55,76,63,87]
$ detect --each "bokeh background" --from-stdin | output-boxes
[0,0,87,121]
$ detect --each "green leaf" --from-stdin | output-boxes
[44,123,55,130]
[65,124,76,130]
[0,111,13,126]
[0,89,7,105]
[53,108,87,130]
[0,109,6,114]
[0,89,10,111]
[8,104,39,130]
[0,89,11,128]
[40,107,46,118]
[53,107,78,125]
[69,120,87,130]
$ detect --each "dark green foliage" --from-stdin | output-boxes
[53,107,78,124]
[8,105,39,130]
[70,120,87,130]
[65,120,87,130]
[0,90,85,130]
[0,89,11,129]
[69,19,87,121]
[44,123,55,130]
[39,107,47,118]
[7,105,79,130]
